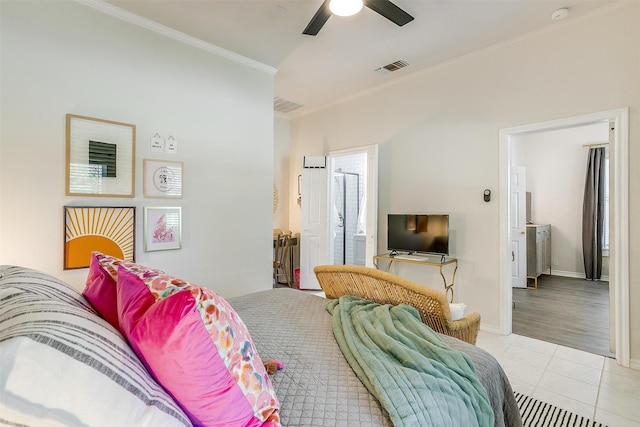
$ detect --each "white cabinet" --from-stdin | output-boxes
[526,224,551,288]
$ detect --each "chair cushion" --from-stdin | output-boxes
[116,263,280,427]
[449,303,467,321]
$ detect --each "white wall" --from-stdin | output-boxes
[0,1,275,298]
[273,116,291,231]
[287,3,640,360]
[512,123,610,278]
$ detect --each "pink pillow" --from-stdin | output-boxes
[116,264,280,427]
[82,252,123,329]
[83,252,165,332]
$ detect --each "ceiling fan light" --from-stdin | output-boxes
[329,0,364,17]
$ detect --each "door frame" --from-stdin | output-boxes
[499,108,629,366]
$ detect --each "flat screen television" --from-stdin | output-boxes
[387,214,450,256]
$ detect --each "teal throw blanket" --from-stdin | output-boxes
[327,296,494,427]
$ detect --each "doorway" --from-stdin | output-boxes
[328,145,378,269]
[509,123,613,357]
[330,154,366,265]
[298,145,378,290]
[499,108,630,367]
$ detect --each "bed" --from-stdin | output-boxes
[0,261,522,427]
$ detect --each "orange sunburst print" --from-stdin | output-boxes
[64,206,135,269]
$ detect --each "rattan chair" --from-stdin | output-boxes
[313,264,481,345]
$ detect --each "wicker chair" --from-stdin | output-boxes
[313,264,481,345]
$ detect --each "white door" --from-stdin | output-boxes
[299,157,328,290]
[511,166,527,288]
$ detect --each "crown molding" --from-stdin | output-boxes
[75,0,277,76]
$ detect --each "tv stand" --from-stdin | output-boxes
[373,253,458,303]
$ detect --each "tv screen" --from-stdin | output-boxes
[387,214,449,255]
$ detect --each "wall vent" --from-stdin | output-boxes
[274,97,305,113]
[374,60,409,75]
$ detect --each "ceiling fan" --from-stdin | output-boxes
[303,0,414,36]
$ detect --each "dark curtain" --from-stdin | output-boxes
[582,147,605,280]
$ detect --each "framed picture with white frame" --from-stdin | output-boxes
[143,206,182,252]
[143,159,183,198]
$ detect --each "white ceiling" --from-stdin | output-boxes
[103,0,618,116]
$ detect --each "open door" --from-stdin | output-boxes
[299,156,328,290]
[299,147,378,289]
[511,166,527,288]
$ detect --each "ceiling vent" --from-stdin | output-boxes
[274,97,305,114]
[374,60,409,75]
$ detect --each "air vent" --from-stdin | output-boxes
[374,60,409,75]
[274,97,305,113]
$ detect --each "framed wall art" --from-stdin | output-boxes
[143,159,183,198]
[66,114,136,197]
[144,207,182,252]
[64,206,135,269]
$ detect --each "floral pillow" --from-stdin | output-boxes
[116,263,280,427]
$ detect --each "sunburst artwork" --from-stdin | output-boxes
[64,206,135,269]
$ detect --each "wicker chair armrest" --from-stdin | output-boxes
[313,264,480,345]
[447,312,481,345]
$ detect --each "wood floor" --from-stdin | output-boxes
[512,275,614,358]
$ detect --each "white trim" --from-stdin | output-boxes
[75,0,277,76]
[499,108,629,367]
[612,108,630,368]
[479,324,502,335]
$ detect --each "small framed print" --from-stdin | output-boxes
[144,159,183,198]
[144,207,182,252]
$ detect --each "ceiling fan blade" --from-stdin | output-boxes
[364,0,414,26]
[303,0,332,36]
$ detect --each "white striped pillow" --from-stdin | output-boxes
[0,266,191,427]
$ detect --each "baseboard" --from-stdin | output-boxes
[479,324,502,335]
[548,270,610,282]
[629,357,640,371]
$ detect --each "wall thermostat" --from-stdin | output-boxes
[484,189,491,202]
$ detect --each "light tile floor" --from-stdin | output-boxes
[476,330,640,427]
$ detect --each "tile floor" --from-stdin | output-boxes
[475,330,640,427]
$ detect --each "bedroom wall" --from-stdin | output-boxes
[0,1,275,298]
[287,2,640,361]
[511,123,611,279]
[273,116,291,231]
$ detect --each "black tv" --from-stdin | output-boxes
[387,214,450,256]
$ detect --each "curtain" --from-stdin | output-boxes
[582,147,605,280]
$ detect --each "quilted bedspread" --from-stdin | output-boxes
[327,295,494,427]
[228,288,522,427]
